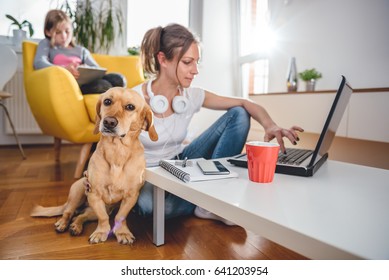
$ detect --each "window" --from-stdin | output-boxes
[238,0,274,96]
[242,59,269,94]
[127,0,190,48]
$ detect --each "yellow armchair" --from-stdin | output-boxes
[22,41,144,178]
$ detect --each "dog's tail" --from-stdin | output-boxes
[30,204,66,217]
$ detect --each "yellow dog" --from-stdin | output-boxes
[31,87,158,244]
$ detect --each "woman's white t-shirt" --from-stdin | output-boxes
[133,84,205,167]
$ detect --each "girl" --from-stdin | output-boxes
[133,23,304,223]
[34,9,126,94]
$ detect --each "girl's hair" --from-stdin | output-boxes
[140,23,200,76]
[44,9,75,47]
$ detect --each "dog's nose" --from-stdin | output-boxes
[103,117,118,129]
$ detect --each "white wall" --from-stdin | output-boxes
[126,0,190,48]
[266,0,389,92]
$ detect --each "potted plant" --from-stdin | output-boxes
[62,0,123,53]
[127,46,140,56]
[5,14,34,47]
[299,68,322,91]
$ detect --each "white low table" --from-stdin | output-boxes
[145,159,389,260]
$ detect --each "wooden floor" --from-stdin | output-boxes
[0,144,307,260]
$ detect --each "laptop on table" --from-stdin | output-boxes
[228,75,353,177]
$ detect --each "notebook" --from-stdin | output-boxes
[159,159,238,183]
[228,75,353,177]
[77,65,107,85]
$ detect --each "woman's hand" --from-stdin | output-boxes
[264,125,304,153]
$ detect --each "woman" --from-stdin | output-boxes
[133,23,303,223]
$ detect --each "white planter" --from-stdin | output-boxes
[12,29,27,47]
[305,79,316,91]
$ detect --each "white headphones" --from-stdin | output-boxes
[147,79,189,114]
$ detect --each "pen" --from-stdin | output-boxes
[182,157,188,168]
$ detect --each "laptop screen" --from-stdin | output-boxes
[309,76,353,166]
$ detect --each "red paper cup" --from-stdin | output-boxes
[246,141,280,183]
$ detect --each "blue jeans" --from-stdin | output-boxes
[135,107,250,219]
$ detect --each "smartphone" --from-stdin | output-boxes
[197,160,230,175]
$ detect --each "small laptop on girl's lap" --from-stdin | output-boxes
[227,75,353,177]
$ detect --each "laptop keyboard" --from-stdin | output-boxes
[277,148,313,165]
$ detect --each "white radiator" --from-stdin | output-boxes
[3,69,42,134]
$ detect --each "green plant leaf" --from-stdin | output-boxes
[128,46,140,56]
[6,14,22,29]
[64,0,124,53]
[298,68,322,81]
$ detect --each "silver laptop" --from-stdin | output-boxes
[228,75,353,177]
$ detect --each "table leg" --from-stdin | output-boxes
[153,185,165,246]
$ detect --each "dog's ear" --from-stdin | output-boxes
[142,104,158,141]
[93,98,102,135]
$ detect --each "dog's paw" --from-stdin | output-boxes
[69,222,84,236]
[114,227,135,245]
[54,219,68,233]
[117,234,135,245]
[115,231,135,245]
[89,230,109,244]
